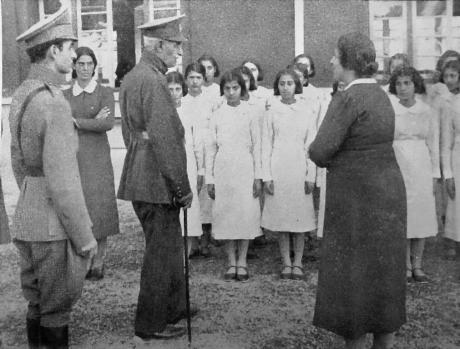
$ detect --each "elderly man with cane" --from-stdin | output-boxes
[117,14,196,341]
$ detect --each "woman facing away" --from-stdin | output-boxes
[309,32,406,349]
[63,46,120,281]
[389,66,440,283]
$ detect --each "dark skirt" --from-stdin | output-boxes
[313,152,407,339]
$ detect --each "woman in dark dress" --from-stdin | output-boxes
[310,33,407,349]
[64,46,120,280]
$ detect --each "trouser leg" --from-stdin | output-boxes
[132,202,185,335]
[91,237,107,270]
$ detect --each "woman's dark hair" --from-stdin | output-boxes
[387,53,410,74]
[198,54,220,78]
[166,71,188,96]
[293,53,316,78]
[273,69,303,96]
[388,66,426,95]
[233,66,256,91]
[72,46,98,79]
[219,70,247,97]
[26,38,68,63]
[436,50,460,72]
[241,60,264,81]
[184,62,206,79]
[337,32,378,77]
[439,59,460,84]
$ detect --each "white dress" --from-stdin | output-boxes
[177,103,203,237]
[261,98,317,233]
[181,93,214,224]
[441,93,460,242]
[392,99,440,238]
[201,83,221,103]
[205,102,262,240]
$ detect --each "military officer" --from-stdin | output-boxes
[117,15,194,340]
[9,7,97,348]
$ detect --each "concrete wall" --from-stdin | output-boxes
[303,0,370,87]
[182,0,296,88]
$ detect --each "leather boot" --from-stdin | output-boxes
[40,326,68,349]
[26,318,40,348]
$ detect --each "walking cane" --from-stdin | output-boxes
[183,208,192,346]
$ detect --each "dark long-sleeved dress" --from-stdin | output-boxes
[309,81,407,339]
[64,83,120,240]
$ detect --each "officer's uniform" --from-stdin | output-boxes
[9,7,95,348]
[117,16,192,337]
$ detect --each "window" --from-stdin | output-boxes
[149,0,180,20]
[38,0,71,19]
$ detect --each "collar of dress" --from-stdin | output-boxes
[72,79,97,96]
[344,78,377,91]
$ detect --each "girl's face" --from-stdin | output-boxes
[293,69,305,86]
[168,82,183,106]
[242,73,251,92]
[186,70,204,95]
[200,60,216,82]
[443,68,460,92]
[389,58,404,75]
[296,56,312,75]
[244,62,259,82]
[331,48,344,82]
[278,74,296,101]
[223,80,241,104]
[395,75,415,103]
[75,54,95,81]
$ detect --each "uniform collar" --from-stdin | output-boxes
[27,63,66,86]
[344,78,377,91]
[140,48,168,74]
[72,79,97,96]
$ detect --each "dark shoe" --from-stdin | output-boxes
[134,325,186,340]
[280,265,292,280]
[412,268,429,283]
[236,266,249,282]
[291,265,305,281]
[40,325,68,349]
[87,266,104,281]
[26,318,40,348]
[224,266,237,281]
[169,306,199,324]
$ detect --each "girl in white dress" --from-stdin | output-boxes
[182,62,215,257]
[198,54,221,103]
[242,60,272,101]
[206,70,263,281]
[440,60,460,260]
[389,66,440,283]
[261,69,317,280]
[166,71,203,258]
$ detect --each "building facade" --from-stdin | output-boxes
[2,0,460,97]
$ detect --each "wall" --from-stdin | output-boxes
[182,0,296,88]
[303,0,370,87]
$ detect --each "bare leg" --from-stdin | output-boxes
[406,240,412,279]
[411,238,428,282]
[293,233,305,267]
[237,240,249,268]
[345,334,367,349]
[372,332,395,349]
[278,232,291,271]
[226,240,237,268]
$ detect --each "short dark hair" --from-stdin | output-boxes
[439,60,460,84]
[198,54,220,78]
[184,62,206,79]
[234,65,256,91]
[293,53,316,78]
[26,38,68,63]
[219,70,247,97]
[436,50,460,72]
[389,66,426,95]
[166,71,188,96]
[273,69,303,95]
[72,46,98,79]
[387,53,410,74]
[241,60,264,81]
[337,32,378,77]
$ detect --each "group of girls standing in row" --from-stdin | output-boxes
[166,54,327,282]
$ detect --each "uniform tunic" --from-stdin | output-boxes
[177,102,203,237]
[181,93,213,224]
[310,80,406,339]
[392,99,439,238]
[441,93,460,242]
[261,98,317,233]
[206,102,262,240]
[64,81,120,239]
